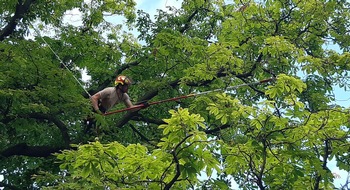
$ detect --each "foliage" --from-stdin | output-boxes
[1,0,350,189]
[36,108,220,189]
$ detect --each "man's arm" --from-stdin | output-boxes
[124,98,133,108]
[90,93,101,111]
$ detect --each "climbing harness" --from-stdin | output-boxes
[103,77,275,116]
[29,23,92,97]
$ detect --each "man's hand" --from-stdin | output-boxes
[96,109,103,115]
[142,102,150,108]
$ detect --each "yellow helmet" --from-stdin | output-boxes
[115,75,131,86]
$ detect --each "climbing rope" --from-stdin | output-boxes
[103,77,276,116]
[29,23,92,97]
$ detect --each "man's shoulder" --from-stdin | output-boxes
[103,87,116,92]
[106,87,116,90]
[99,87,116,95]
[123,93,130,99]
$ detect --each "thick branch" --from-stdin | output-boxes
[204,124,231,134]
[0,0,36,41]
[0,112,70,158]
[1,143,62,157]
[164,134,193,190]
[2,112,70,146]
[129,124,158,148]
[28,113,70,146]
[314,139,331,190]
[179,9,198,34]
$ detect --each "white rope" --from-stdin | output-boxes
[29,23,92,97]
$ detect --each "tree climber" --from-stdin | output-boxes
[90,75,138,114]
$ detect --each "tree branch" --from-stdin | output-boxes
[164,134,193,190]
[27,113,70,146]
[1,143,62,157]
[129,124,158,147]
[0,0,36,41]
[204,124,231,134]
[0,112,70,158]
[179,9,198,34]
[314,139,331,190]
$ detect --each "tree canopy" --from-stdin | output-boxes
[1,0,350,189]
